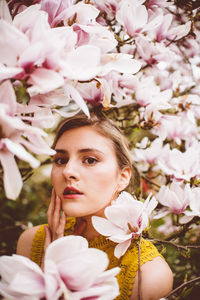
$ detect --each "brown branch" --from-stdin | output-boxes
[165,276,200,298]
[149,238,200,251]
[141,176,161,189]
[165,216,200,241]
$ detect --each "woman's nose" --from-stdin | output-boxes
[62,160,80,180]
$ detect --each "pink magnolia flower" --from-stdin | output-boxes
[152,113,198,144]
[156,14,191,42]
[94,0,119,20]
[0,80,55,200]
[73,24,117,53]
[135,36,175,65]
[39,0,75,27]
[147,0,170,10]
[0,4,65,93]
[157,143,200,181]
[0,254,46,300]
[116,0,162,37]
[63,2,100,26]
[0,236,120,300]
[92,191,158,258]
[180,187,200,224]
[133,138,164,165]
[76,81,103,106]
[100,53,142,76]
[155,181,191,218]
[61,45,101,81]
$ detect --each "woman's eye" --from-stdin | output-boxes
[54,157,67,165]
[84,157,98,165]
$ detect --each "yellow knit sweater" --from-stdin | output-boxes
[30,218,162,299]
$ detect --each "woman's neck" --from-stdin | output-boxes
[75,216,101,240]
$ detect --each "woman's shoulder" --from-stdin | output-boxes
[131,256,173,300]
[127,239,173,300]
[16,225,43,258]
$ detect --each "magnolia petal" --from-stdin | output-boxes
[65,84,90,117]
[97,267,120,283]
[109,233,132,243]
[0,0,12,22]
[53,108,80,118]
[114,239,131,258]
[25,108,55,129]
[10,272,45,296]
[27,68,64,96]
[45,236,88,264]
[62,45,101,81]
[153,209,169,219]
[0,282,26,300]
[58,249,109,291]
[64,2,99,25]
[169,21,191,41]
[0,254,45,299]
[0,80,17,115]
[92,216,125,236]
[72,267,120,299]
[0,64,23,82]
[104,205,131,228]
[44,260,63,300]
[0,254,43,280]
[73,283,119,300]
[18,41,45,69]
[3,138,40,168]
[144,194,158,216]
[18,133,55,156]
[0,151,23,200]
[179,215,194,224]
[97,78,111,109]
[0,20,29,66]
[100,55,142,76]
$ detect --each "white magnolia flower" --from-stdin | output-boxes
[92,191,157,258]
[0,236,120,300]
[155,181,191,218]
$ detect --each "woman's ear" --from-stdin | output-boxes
[117,167,132,193]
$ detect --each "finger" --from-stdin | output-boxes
[56,211,66,239]
[47,189,56,228]
[74,220,86,236]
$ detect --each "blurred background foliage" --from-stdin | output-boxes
[0,106,200,299]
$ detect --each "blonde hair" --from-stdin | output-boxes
[52,113,140,194]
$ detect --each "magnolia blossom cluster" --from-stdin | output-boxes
[0,235,120,300]
[1,0,199,202]
[92,191,158,258]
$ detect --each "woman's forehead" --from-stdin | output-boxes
[55,126,115,152]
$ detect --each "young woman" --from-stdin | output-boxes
[17,113,173,300]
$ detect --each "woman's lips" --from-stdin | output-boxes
[63,186,83,199]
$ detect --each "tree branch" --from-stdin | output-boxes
[148,238,200,251]
[165,276,200,298]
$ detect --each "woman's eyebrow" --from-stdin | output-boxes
[54,149,66,154]
[54,148,104,155]
[78,148,104,155]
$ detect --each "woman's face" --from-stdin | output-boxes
[51,126,130,218]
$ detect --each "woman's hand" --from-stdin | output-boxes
[41,189,86,269]
[41,189,66,269]
[46,188,66,242]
